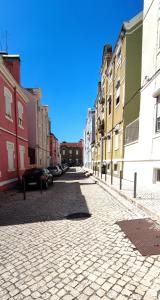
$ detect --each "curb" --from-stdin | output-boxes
[83,168,160,222]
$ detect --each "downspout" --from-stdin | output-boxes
[111,56,115,184]
[14,87,20,179]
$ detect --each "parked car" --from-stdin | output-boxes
[47,166,62,176]
[22,168,53,189]
[61,163,69,172]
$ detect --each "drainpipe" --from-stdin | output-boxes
[110,56,115,184]
[14,87,20,179]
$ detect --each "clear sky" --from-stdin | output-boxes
[0,0,143,142]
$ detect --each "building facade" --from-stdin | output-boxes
[50,133,61,166]
[61,140,83,166]
[124,0,160,187]
[94,12,142,178]
[37,105,50,167]
[26,88,50,168]
[0,53,29,191]
[83,108,95,169]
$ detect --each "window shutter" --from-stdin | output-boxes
[19,145,25,170]
[4,87,12,118]
[7,142,14,171]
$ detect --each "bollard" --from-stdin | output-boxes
[133,172,137,198]
[111,166,113,185]
[105,165,107,182]
[120,170,122,190]
[22,177,26,200]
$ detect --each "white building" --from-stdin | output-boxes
[83,108,95,169]
[124,0,160,188]
[25,88,50,168]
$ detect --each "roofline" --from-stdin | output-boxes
[106,11,143,74]
[0,57,28,103]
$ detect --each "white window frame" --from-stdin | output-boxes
[69,149,72,154]
[158,18,160,49]
[6,141,15,171]
[4,87,13,121]
[153,168,160,184]
[19,145,25,170]
[156,96,160,132]
[62,149,65,155]
[117,49,122,65]
[18,101,24,128]
[76,150,79,155]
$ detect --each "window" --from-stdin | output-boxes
[4,87,12,119]
[76,150,79,155]
[114,131,119,150]
[69,149,72,154]
[116,96,120,106]
[6,142,14,171]
[153,169,160,183]
[117,50,122,64]
[156,97,160,132]
[18,101,23,127]
[114,164,118,172]
[116,80,120,106]
[62,149,65,155]
[108,96,112,115]
[158,18,160,49]
[125,119,139,145]
[109,69,112,80]
[19,145,25,170]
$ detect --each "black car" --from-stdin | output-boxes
[22,168,53,189]
[47,166,62,176]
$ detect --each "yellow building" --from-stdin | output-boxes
[94,12,142,178]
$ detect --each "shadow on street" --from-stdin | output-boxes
[0,169,90,226]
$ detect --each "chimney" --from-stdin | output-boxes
[102,44,112,68]
[0,52,21,84]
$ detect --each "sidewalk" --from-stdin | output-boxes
[83,167,160,222]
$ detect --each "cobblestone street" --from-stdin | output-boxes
[0,167,160,300]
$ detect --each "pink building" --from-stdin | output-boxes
[50,133,61,166]
[0,53,29,191]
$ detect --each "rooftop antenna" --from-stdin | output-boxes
[0,30,3,51]
[5,31,8,53]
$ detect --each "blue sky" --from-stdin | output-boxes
[0,0,143,142]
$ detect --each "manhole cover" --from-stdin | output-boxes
[66,212,91,220]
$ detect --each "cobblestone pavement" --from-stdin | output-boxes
[0,167,160,300]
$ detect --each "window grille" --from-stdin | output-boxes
[125,119,139,145]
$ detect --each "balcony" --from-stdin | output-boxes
[98,120,104,136]
[99,95,105,105]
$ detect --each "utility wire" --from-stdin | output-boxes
[123,66,160,109]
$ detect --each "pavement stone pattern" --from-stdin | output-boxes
[0,167,160,299]
[91,170,160,221]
